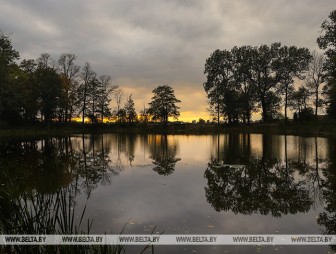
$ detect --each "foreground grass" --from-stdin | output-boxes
[0,171,153,254]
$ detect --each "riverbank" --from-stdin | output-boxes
[1,120,336,138]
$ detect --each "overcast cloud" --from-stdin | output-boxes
[1,0,335,121]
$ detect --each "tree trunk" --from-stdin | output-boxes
[315,89,318,118]
[261,97,267,122]
[217,102,220,125]
[65,103,68,123]
[285,85,288,125]
[82,92,86,125]
[247,108,251,125]
[101,97,104,123]
[69,105,72,124]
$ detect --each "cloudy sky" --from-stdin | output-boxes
[1,0,335,121]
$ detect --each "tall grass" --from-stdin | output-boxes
[0,171,152,254]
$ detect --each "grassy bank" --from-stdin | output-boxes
[1,120,336,138]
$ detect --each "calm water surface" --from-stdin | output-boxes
[1,133,336,253]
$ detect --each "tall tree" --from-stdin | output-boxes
[0,32,20,123]
[147,85,181,124]
[317,10,336,118]
[139,105,150,123]
[275,46,311,123]
[18,59,39,121]
[306,51,326,117]
[57,54,80,123]
[37,53,55,69]
[248,43,282,122]
[35,67,62,123]
[87,77,100,123]
[232,46,257,124]
[113,88,124,122]
[289,86,312,117]
[204,49,232,124]
[97,75,117,122]
[78,62,96,124]
[113,88,124,112]
[124,94,137,123]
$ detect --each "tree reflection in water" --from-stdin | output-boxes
[1,133,336,252]
[317,138,336,249]
[205,133,329,217]
[0,135,124,253]
[148,135,181,175]
[205,158,312,216]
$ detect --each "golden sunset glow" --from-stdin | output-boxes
[177,111,212,123]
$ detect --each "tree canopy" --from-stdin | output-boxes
[204,43,311,123]
[318,10,336,118]
[147,85,181,124]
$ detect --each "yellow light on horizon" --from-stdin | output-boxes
[70,109,217,124]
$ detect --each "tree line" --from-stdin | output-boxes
[0,34,181,125]
[2,9,336,126]
[204,9,336,124]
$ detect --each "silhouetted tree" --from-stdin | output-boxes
[78,62,96,124]
[116,108,127,123]
[113,88,124,121]
[232,46,258,124]
[204,49,232,124]
[17,59,39,121]
[147,85,181,124]
[317,10,336,118]
[87,76,100,123]
[306,51,326,117]
[35,67,62,123]
[204,43,310,123]
[264,90,282,120]
[139,105,150,123]
[97,75,117,122]
[289,86,312,120]
[124,94,137,123]
[246,43,282,122]
[275,46,311,123]
[37,53,55,69]
[0,32,20,123]
[57,53,80,123]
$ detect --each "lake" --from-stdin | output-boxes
[1,133,336,253]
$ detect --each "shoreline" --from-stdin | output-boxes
[0,121,336,138]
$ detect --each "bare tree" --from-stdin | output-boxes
[58,53,80,123]
[37,53,55,69]
[98,75,117,122]
[79,62,96,124]
[113,88,124,121]
[306,51,326,117]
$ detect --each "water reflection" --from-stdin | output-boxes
[317,149,336,242]
[0,137,123,246]
[148,135,181,175]
[205,158,312,216]
[1,133,336,253]
[205,134,329,217]
[0,136,120,253]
